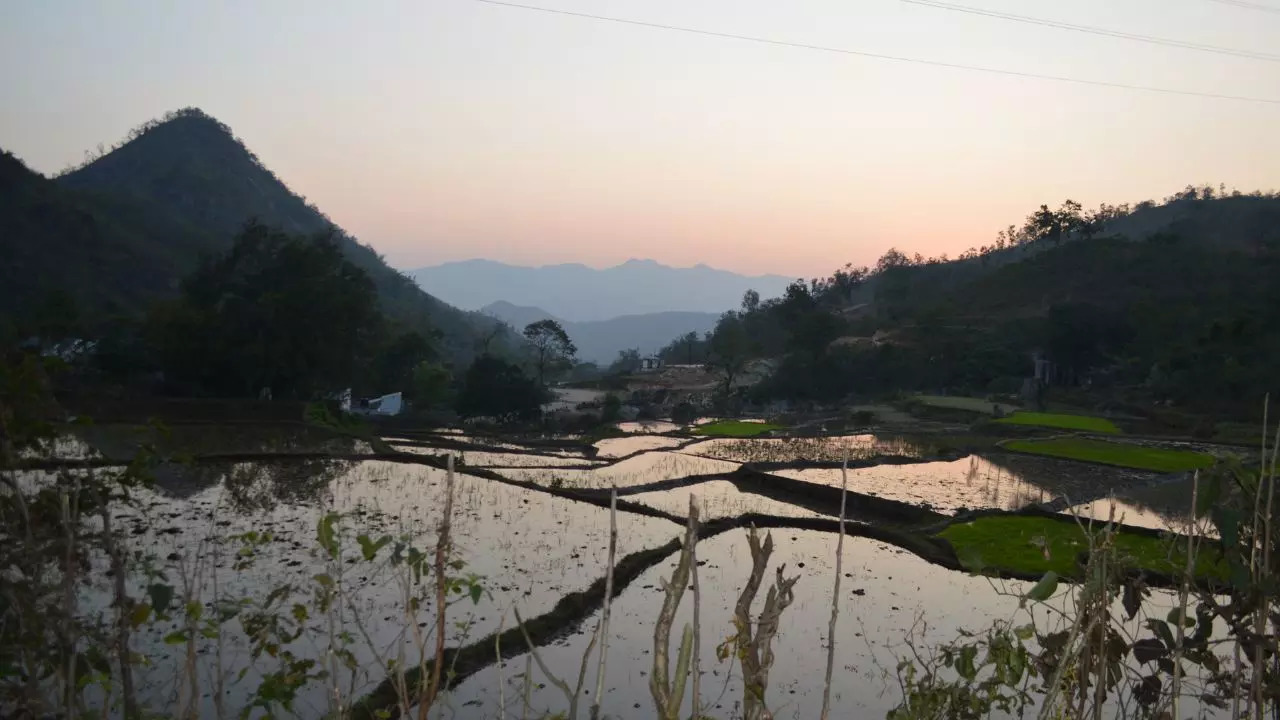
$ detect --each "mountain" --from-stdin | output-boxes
[408,259,795,322]
[1,149,217,318]
[480,301,718,365]
[3,107,510,359]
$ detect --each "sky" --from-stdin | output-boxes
[1,0,1278,277]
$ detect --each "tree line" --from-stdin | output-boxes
[10,221,592,424]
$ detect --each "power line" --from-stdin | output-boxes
[1204,0,1280,14]
[470,0,1280,106]
[901,0,1280,62]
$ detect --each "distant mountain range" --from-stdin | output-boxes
[2,108,513,360]
[407,259,796,322]
[480,301,718,365]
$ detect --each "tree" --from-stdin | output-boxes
[409,361,452,410]
[609,348,642,375]
[601,393,623,423]
[454,355,547,422]
[741,289,761,315]
[523,319,577,386]
[152,221,379,399]
[370,330,439,395]
[706,312,750,392]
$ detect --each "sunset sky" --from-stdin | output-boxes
[2,0,1277,277]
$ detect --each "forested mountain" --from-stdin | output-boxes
[480,300,718,364]
[409,258,795,322]
[2,108,512,360]
[690,188,1280,418]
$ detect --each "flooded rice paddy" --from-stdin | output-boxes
[445,529,1222,719]
[21,427,1223,717]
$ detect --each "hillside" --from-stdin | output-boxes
[409,258,795,321]
[0,150,219,318]
[10,108,510,358]
[697,191,1280,417]
[481,300,718,364]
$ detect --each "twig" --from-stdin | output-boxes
[650,496,700,719]
[422,454,458,718]
[1171,470,1199,720]
[495,614,506,720]
[589,485,619,720]
[820,452,850,720]
[514,606,578,716]
[690,503,703,720]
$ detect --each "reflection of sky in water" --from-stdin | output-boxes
[446,528,1224,719]
[494,451,740,489]
[22,437,1236,717]
[1070,474,1220,537]
[48,460,678,716]
[776,456,1051,514]
[616,420,682,434]
[594,434,690,458]
[627,480,831,520]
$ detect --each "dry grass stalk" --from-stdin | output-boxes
[820,452,850,720]
[1166,468,1200,719]
[734,525,799,720]
[513,604,597,720]
[690,501,703,720]
[650,496,700,720]
[420,453,457,718]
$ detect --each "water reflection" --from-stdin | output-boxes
[776,453,1154,515]
[101,459,679,716]
[594,434,690,458]
[615,420,682,434]
[494,452,740,489]
[627,480,830,520]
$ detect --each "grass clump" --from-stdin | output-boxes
[1004,437,1214,473]
[692,420,783,438]
[939,514,1222,579]
[994,412,1121,434]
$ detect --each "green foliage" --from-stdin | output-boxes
[657,331,707,365]
[994,412,1121,434]
[409,360,452,410]
[368,330,439,396]
[454,354,547,423]
[1003,437,1214,472]
[939,515,1222,579]
[692,420,783,437]
[152,222,380,399]
[706,312,751,391]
